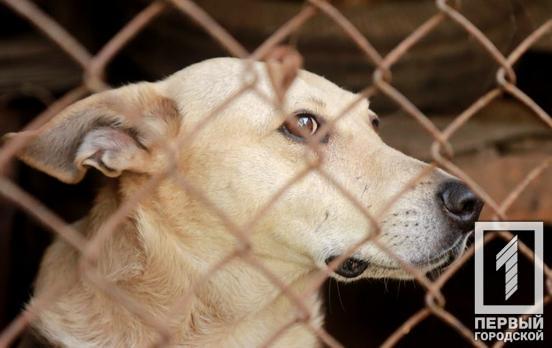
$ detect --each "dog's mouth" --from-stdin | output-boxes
[325,253,453,280]
[324,252,454,279]
[423,235,467,267]
[325,256,369,278]
[375,235,468,275]
[325,235,468,279]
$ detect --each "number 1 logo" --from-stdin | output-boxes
[496,235,518,301]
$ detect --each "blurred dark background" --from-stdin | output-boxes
[0,0,551,346]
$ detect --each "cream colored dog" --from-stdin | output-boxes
[9,58,482,347]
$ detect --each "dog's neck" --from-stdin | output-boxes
[34,179,323,346]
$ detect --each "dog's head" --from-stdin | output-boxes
[6,58,482,281]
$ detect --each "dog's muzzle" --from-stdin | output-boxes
[325,256,369,278]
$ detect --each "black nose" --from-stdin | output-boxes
[438,180,483,232]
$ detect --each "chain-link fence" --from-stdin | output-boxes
[0,0,550,347]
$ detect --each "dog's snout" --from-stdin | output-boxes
[438,180,483,232]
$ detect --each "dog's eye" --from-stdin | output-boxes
[281,113,320,140]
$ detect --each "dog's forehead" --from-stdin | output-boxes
[290,70,368,118]
[163,57,369,120]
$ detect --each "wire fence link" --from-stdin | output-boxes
[0,0,550,347]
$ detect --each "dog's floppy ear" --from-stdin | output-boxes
[4,83,180,184]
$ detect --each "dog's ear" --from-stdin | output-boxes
[4,83,180,184]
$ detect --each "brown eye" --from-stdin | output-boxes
[281,113,320,140]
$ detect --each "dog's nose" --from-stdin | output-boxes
[438,180,483,232]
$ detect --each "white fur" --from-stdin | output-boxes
[14,58,464,347]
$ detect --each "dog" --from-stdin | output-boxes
[7,57,483,347]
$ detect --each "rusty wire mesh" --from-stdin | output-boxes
[0,0,550,347]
